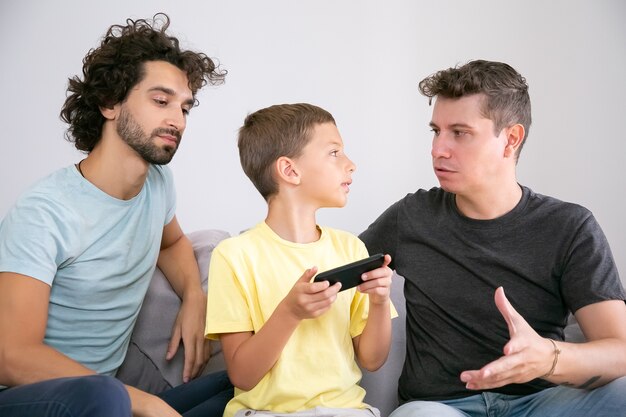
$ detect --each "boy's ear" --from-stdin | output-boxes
[275,156,301,185]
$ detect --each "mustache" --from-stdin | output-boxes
[152,127,182,142]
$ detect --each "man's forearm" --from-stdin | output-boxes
[546,338,626,389]
[157,234,203,300]
[0,343,94,387]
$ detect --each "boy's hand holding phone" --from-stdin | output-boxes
[313,253,393,305]
[357,254,393,305]
[280,267,342,321]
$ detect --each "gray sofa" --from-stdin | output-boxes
[117,229,583,417]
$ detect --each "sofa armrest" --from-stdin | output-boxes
[116,229,230,392]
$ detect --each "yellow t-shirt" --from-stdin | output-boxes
[206,222,388,417]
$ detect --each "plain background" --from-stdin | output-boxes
[1,1,625,283]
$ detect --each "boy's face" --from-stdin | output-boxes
[293,122,356,208]
[429,94,510,197]
[108,60,194,164]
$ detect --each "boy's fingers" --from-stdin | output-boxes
[362,254,392,281]
[298,266,318,282]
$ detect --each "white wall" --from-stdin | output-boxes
[1,0,625,280]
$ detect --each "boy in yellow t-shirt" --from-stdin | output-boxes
[205,103,395,417]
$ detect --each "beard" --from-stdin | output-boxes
[116,106,181,165]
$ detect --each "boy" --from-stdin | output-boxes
[205,103,395,417]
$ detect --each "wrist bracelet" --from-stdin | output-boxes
[542,338,561,378]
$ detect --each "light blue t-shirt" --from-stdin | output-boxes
[0,164,176,375]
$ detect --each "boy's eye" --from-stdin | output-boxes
[330,150,339,157]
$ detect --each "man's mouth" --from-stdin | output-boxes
[158,135,179,146]
[434,166,454,173]
[154,128,181,147]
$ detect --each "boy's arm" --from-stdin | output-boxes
[352,255,394,371]
[157,215,208,383]
[220,268,341,391]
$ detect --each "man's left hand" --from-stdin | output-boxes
[460,287,555,390]
[166,292,210,383]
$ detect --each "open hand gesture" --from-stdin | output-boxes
[460,287,556,390]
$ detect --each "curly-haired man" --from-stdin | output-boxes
[0,13,232,417]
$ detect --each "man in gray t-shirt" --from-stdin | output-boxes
[360,60,626,417]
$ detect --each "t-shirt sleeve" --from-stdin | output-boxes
[159,165,177,225]
[359,199,401,270]
[0,198,72,285]
[561,213,626,313]
[205,244,254,340]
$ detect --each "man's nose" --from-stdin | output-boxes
[431,136,450,159]
[166,109,186,132]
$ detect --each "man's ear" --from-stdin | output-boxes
[504,124,525,158]
[275,156,301,185]
[100,104,119,121]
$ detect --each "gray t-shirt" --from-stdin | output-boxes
[360,185,625,402]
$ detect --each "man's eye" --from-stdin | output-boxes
[182,108,190,116]
[154,99,167,106]
[430,128,440,136]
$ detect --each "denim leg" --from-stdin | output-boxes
[504,376,626,417]
[389,396,481,417]
[158,370,234,417]
[389,377,626,417]
[0,375,131,417]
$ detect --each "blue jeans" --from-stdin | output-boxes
[0,375,131,417]
[158,369,233,416]
[389,376,626,417]
[0,370,233,417]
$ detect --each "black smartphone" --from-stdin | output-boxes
[313,253,385,292]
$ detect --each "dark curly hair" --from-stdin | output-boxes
[419,60,531,159]
[60,13,226,152]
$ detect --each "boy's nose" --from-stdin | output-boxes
[347,157,356,172]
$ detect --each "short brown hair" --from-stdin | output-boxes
[238,103,335,200]
[419,60,531,158]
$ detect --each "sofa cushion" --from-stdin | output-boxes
[116,229,230,392]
